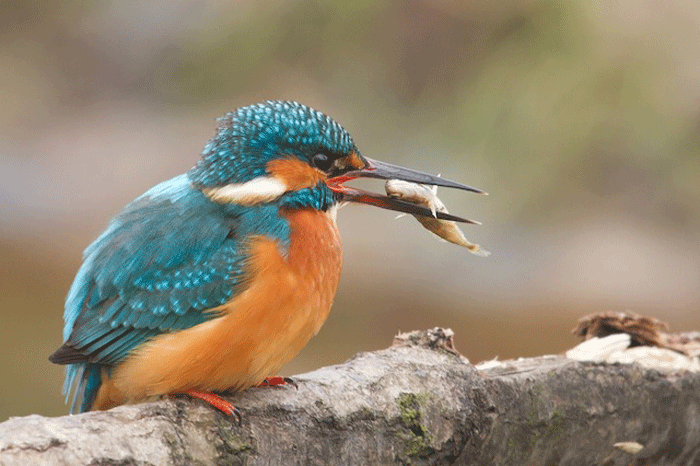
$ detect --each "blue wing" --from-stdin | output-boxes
[50,175,267,412]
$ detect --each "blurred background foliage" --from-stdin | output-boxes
[2,0,699,420]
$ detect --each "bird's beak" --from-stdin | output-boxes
[328,157,485,224]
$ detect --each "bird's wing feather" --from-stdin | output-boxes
[51,175,248,366]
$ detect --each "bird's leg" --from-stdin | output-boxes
[257,376,298,389]
[176,389,241,420]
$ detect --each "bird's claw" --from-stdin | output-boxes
[258,376,298,389]
[177,389,242,423]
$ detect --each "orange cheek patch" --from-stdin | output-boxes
[267,157,327,191]
[347,151,366,170]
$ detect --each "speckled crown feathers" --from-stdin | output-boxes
[188,101,356,188]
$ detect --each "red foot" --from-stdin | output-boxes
[258,376,298,388]
[177,389,241,420]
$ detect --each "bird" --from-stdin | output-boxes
[49,100,484,416]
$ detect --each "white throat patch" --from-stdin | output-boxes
[202,176,287,205]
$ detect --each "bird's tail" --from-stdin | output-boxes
[64,363,102,413]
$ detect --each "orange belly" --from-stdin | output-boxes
[91,208,342,410]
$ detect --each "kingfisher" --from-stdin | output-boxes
[49,101,483,416]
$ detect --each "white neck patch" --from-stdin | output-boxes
[202,176,287,205]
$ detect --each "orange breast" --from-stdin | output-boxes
[93,208,342,409]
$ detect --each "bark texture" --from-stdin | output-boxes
[2,328,699,466]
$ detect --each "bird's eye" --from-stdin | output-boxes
[311,153,332,171]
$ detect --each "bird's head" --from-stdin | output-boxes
[189,100,482,221]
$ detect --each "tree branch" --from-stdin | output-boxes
[2,328,700,465]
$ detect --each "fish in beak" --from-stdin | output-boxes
[328,157,485,224]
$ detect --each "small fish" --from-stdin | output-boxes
[385,179,490,257]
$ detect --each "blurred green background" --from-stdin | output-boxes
[2,0,700,421]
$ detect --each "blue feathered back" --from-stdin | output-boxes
[60,175,293,411]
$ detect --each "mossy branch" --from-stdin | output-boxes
[1,328,699,466]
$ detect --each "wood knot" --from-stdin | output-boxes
[573,311,700,357]
[572,311,667,347]
[392,327,461,356]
